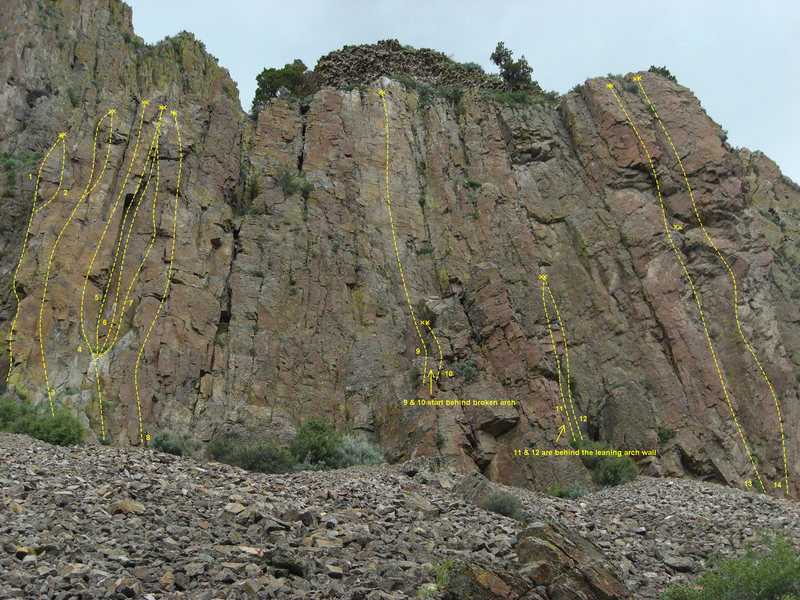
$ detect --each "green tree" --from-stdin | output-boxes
[289,417,343,468]
[252,59,316,116]
[490,42,535,91]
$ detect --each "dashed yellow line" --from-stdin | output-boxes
[637,80,788,495]
[37,111,115,414]
[92,357,105,440]
[79,102,147,356]
[379,89,430,383]
[134,108,181,445]
[89,107,163,442]
[609,82,766,494]
[540,274,583,442]
[94,156,143,347]
[7,135,66,383]
[6,103,179,444]
[423,320,443,383]
[97,110,164,355]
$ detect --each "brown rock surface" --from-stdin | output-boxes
[0,0,799,502]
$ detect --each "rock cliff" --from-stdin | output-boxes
[1,0,799,499]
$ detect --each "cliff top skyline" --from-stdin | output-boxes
[128,0,800,183]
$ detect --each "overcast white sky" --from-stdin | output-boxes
[129,0,799,182]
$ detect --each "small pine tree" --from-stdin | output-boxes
[490,42,535,91]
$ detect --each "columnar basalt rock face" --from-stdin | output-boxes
[315,38,505,90]
[1,1,799,499]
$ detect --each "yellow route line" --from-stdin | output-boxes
[94,104,161,353]
[134,107,180,446]
[609,83,766,493]
[540,274,582,442]
[37,110,116,414]
[31,140,68,216]
[98,110,165,355]
[92,109,163,441]
[379,90,429,383]
[7,135,66,383]
[423,320,443,383]
[95,153,148,347]
[637,80,788,495]
[545,280,583,442]
[79,103,147,355]
[92,357,105,441]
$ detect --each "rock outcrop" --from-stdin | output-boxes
[1,0,799,500]
[315,39,505,90]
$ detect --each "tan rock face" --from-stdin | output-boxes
[1,2,799,498]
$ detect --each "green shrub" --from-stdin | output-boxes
[66,87,79,108]
[438,85,463,105]
[275,162,313,199]
[578,439,638,487]
[410,365,422,389]
[205,434,235,461]
[623,81,638,93]
[543,484,588,499]
[1,396,83,446]
[460,62,484,73]
[658,425,676,444]
[15,409,84,446]
[569,83,584,94]
[592,456,638,487]
[479,489,524,521]
[289,417,343,468]
[276,162,299,196]
[206,433,293,474]
[478,89,533,107]
[435,557,452,588]
[205,422,376,473]
[333,432,384,467]
[0,396,27,428]
[648,65,677,83]
[416,245,434,255]
[151,430,201,457]
[300,180,313,201]
[1,151,43,194]
[418,195,426,208]
[453,358,478,383]
[435,432,446,450]
[659,530,800,600]
[229,441,292,473]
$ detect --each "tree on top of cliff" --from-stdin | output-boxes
[252,59,318,117]
[490,42,537,91]
[648,65,678,83]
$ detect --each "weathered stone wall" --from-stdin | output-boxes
[1,0,799,499]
